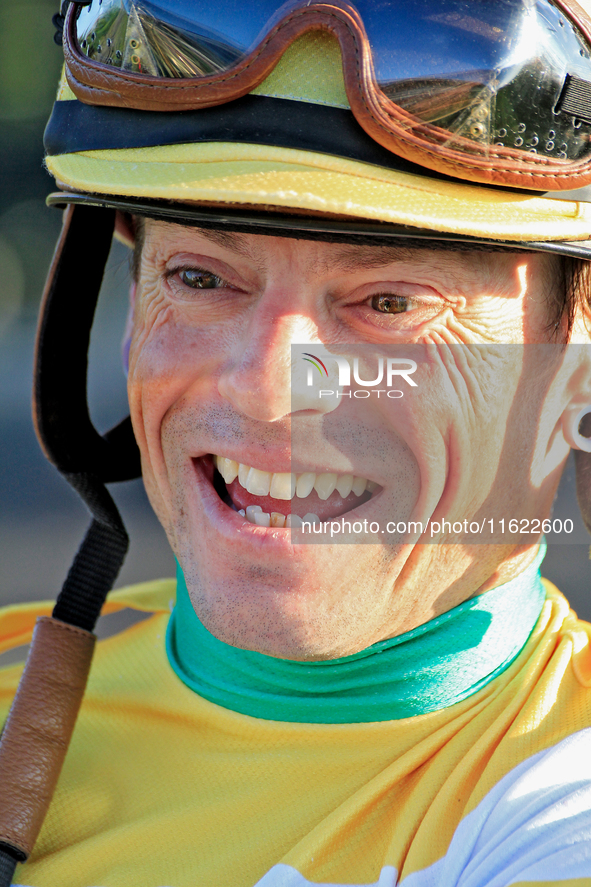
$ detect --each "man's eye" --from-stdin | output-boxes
[371,294,415,314]
[179,269,224,289]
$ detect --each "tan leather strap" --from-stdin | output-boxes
[0,617,95,859]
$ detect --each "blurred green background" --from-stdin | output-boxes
[0,0,589,625]
[0,0,65,331]
[0,0,175,632]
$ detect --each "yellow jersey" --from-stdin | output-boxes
[0,557,589,887]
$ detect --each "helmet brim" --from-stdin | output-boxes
[47,187,591,260]
[46,141,591,251]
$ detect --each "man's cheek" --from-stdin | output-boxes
[385,348,522,519]
[424,345,521,431]
[129,390,189,548]
[127,319,200,429]
[126,352,184,526]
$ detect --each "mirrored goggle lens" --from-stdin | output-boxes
[74,0,280,77]
[74,0,591,163]
[369,0,591,164]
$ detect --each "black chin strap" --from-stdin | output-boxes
[33,202,141,631]
[34,203,141,486]
[51,473,130,631]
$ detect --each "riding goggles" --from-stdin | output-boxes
[60,0,591,191]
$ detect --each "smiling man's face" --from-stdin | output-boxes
[127,219,587,660]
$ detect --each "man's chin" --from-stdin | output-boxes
[175,539,407,661]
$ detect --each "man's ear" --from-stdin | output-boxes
[114,211,135,249]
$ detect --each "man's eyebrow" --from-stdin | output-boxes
[192,230,421,272]
[179,226,514,270]
[191,227,425,267]
[322,239,519,271]
[195,227,253,257]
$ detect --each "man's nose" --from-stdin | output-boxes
[217,311,330,422]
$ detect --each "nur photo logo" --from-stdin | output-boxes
[302,352,418,398]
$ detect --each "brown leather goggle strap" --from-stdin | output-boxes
[62,0,591,191]
[0,617,95,861]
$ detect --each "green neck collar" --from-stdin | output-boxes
[166,549,546,723]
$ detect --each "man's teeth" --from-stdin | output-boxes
[239,505,320,529]
[214,456,377,502]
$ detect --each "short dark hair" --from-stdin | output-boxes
[130,215,146,283]
[552,256,591,339]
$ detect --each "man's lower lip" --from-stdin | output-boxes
[191,458,295,546]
